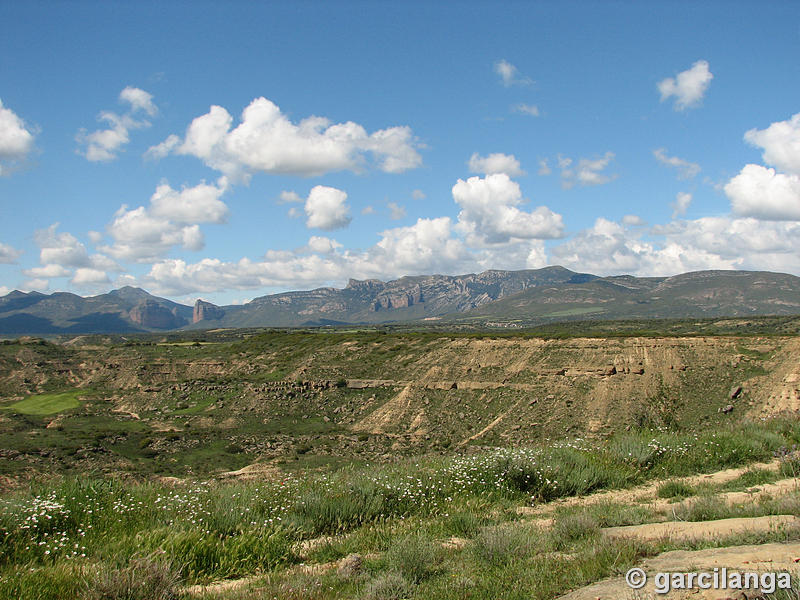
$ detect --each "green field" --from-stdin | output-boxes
[4,390,85,416]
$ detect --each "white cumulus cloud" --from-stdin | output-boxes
[657,60,713,111]
[23,264,71,278]
[468,152,525,177]
[304,185,352,231]
[119,86,157,116]
[0,242,22,264]
[452,173,564,244]
[72,268,110,286]
[0,99,35,175]
[725,164,800,221]
[744,113,800,176]
[34,224,91,267]
[148,97,422,179]
[306,236,342,254]
[149,178,229,224]
[100,179,229,262]
[76,86,158,162]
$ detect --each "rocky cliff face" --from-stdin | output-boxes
[129,300,187,329]
[193,300,225,323]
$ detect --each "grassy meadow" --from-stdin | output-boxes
[2,417,800,599]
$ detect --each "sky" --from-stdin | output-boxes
[1,1,799,306]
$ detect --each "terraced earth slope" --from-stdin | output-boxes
[2,328,800,480]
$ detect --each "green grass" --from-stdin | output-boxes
[2,417,800,599]
[3,390,86,416]
[657,479,696,500]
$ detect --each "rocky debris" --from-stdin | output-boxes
[346,379,398,389]
[720,404,735,414]
[336,554,363,578]
[193,299,225,323]
[730,385,743,399]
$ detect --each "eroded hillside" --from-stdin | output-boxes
[1,331,798,481]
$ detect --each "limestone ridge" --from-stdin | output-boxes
[212,266,592,328]
[193,299,225,323]
[2,268,800,334]
[129,299,187,329]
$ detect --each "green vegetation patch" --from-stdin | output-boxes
[4,390,85,416]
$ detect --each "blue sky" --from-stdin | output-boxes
[1,1,799,305]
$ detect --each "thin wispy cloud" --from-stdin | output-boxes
[494,59,532,87]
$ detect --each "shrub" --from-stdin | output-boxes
[446,512,483,538]
[362,572,412,600]
[674,496,732,522]
[470,526,532,567]
[551,511,600,549]
[384,534,436,583]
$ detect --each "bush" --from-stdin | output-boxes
[470,526,532,567]
[780,454,800,479]
[446,512,483,538]
[384,534,436,583]
[362,572,412,600]
[674,496,732,522]
[551,511,599,549]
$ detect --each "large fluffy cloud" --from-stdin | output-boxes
[76,87,157,162]
[148,97,422,179]
[135,212,552,297]
[100,178,229,261]
[452,174,564,244]
[149,178,229,224]
[29,224,119,288]
[657,60,713,111]
[725,164,800,221]
[744,113,800,176]
[551,215,800,277]
[0,99,35,175]
[468,152,525,176]
[304,186,352,231]
[34,224,92,267]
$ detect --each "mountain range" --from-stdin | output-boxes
[1,267,800,334]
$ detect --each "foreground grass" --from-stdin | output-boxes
[3,417,800,599]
